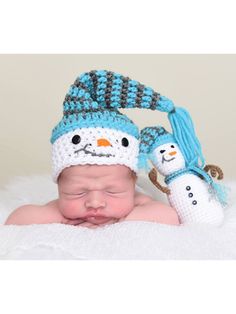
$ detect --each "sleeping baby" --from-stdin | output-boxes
[5,70,179,228]
[5,164,179,227]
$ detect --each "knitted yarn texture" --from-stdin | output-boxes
[51,70,205,182]
[140,125,226,225]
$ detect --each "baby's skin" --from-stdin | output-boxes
[5,165,179,228]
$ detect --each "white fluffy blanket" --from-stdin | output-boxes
[0,175,236,259]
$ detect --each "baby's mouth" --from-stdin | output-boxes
[85,215,111,224]
[74,144,115,158]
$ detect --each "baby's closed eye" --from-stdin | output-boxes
[62,191,87,198]
[105,190,126,196]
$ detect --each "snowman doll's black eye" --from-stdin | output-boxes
[171,145,175,148]
[160,149,166,154]
[121,137,129,147]
[72,135,81,145]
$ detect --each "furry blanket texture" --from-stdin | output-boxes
[0,175,236,259]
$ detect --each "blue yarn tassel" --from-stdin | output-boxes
[138,153,151,172]
[168,107,205,168]
[211,182,229,207]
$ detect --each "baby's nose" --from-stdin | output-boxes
[85,192,106,210]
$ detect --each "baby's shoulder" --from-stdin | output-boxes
[124,193,180,225]
[134,191,154,206]
[5,200,62,225]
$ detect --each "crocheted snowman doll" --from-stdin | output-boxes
[139,126,227,226]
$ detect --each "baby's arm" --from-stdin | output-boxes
[124,193,180,225]
[4,202,62,225]
[5,205,47,225]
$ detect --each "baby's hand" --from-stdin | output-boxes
[63,218,85,226]
[75,219,119,229]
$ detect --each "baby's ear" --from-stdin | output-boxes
[131,171,137,182]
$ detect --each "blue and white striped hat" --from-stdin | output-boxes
[51,70,205,182]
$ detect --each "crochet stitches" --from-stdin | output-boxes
[140,125,226,225]
[50,69,227,226]
[51,69,206,183]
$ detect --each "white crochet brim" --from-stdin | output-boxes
[52,127,139,182]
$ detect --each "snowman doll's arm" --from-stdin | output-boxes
[204,164,224,180]
[148,168,171,195]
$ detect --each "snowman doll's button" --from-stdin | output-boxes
[192,200,197,205]
[186,186,191,191]
[188,193,193,198]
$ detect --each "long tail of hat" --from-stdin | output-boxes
[72,70,205,167]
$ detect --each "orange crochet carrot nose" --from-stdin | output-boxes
[97,138,112,147]
[169,151,177,156]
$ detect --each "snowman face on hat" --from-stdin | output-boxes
[52,127,139,181]
[151,142,186,176]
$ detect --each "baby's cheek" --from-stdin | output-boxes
[58,199,83,219]
[108,197,134,218]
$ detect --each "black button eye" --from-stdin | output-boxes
[72,135,81,145]
[160,149,166,154]
[171,145,175,148]
[122,137,129,147]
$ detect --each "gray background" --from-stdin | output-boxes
[0,54,235,187]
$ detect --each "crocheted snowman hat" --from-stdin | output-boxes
[139,126,180,171]
[140,126,176,155]
[51,73,140,182]
[51,70,205,182]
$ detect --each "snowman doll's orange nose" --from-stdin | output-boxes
[169,151,177,156]
[97,138,112,147]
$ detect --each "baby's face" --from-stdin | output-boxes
[57,164,136,224]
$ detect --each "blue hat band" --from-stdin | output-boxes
[51,110,139,144]
[150,134,177,152]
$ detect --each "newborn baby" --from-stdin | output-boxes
[5,70,182,227]
[5,165,179,227]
